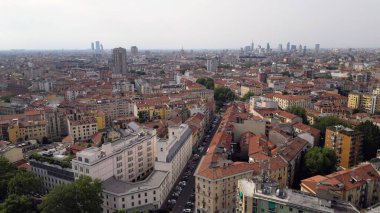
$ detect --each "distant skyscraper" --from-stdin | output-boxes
[315,44,320,54]
[100,44,104,51]
[291,45,297,52]
[131,46,138,56]
[303,46,307,55]
[91,42,94,51]
[266,43,270,52]
[278,44,283,52]
[244,46,251,53]
[112,47,127,74]
[298,45,303,53]
[286,42,290,52]
[251,41,254,52]
[206,58,219,72]
[95,41,100,51]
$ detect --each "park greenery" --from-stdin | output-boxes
[196,77,214,90]
[29,153,72,169]
[304,147,337,176]
[214,86,236,112]
[286,106,308,124]
[354,121,380,161]
[39,176,103,213]
[239,92,254,102]
[0,156,42,213]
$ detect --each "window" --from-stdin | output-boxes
[78,157,82,161]
[84,158,89,163]
[145,199,147,203]
[131,196,134,199]
[131,202,134,207]
[122,198,125,202]
[160,148,163,152]
[145,192,147,196]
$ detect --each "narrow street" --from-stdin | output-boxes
[161,115,221,213]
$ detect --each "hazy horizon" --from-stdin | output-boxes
[1,0,380,50]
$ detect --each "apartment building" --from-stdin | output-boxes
[237,178,359,213]
[272,94,311,110]
[30,153,74,193]
[134,103,169,121]
[347,93,380,114]
[155,124,193,186]
[8,119,48,143]
[240,83,263,97]
[71,123,156,182]
[325,125,362,169]
[67,117,98,142]
[301,163,380,210]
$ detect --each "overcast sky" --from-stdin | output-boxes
[1,0,379,50]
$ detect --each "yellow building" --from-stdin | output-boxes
[89,110,106,130]
[240,84,263,97]
[325,125,362,169]
[348,92,380,114]
[8,119,48,143]
[134,103,169,121]
[347,93,361,109]
[67,117,98,142]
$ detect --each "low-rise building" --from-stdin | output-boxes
[8,119,48,143]
[272,94,311,110]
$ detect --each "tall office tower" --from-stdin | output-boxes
[131,46,138,56]
[112,47,128,74]
[315,43,320,53]
[251,41,254,52]
[303,45,307,55]
[206,58,219,72]
[100,44,104,51]
[286,42,290,51]
[298,45,303,52]
[266,43,270,52]
[91,42,94,51]
[278,44,283,52]
[95,41,100,51]
[244,46,251,52]
[291,45,297,52]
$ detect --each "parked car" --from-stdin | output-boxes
[183,209,192,213]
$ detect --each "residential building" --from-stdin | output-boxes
[325,125,362,169]
[240,83,263,97]
[71,123,156,182]
[237,178,359,213]
[67,117,98,142]
[301,163,380,210]
[30,151,74,193]
[272,94,311,110]
[154,124,193,186]
[8,119,48,143]
[347,93,380,114]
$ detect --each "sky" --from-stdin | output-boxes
[0,0,380,50]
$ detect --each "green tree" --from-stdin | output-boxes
[39,176,102,213]
[305,147,337,176]
[0,156,17,201]
[214,86,236,111]
[286,106,308,124]
[1,194,33,213]
[196,78,214,90]
[354,121,380,161]
[313,116,349,142]
[240,92,254,102]
[7,170,42,196]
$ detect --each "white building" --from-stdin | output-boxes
[249,96,278,113]
[71,123,156,182]
[154,124,193,186]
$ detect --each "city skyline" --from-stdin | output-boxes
[1,0,380,50]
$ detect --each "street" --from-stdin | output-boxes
[161,115,221,213]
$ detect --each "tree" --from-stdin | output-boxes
[1,194,33,213]
[286,106,308,124]
[39,176,103,213]
[196,78,214,90]
[214,87,236,111]
[355,121,380,161]
[304,147,337,176]
[313,116,349,142]
[0,156,17,201]
[240,92,254,102]
[7,170,42,196]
